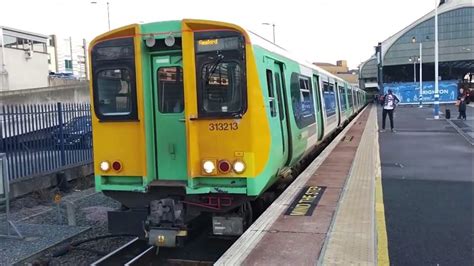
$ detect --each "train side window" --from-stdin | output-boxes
[266,70,276,117]
[323,82,336,117]
[348,89,353,107]
[290,73,315,128]
[339,86,346,110]
[157,67,184,113]
[274,73,284,120]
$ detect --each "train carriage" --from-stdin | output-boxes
[89,19,366,247]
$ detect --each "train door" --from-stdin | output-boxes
[272,62,290,164]
[313,75,324,141]
[152,54,187,180]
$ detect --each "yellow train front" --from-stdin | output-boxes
[89,19,366,247]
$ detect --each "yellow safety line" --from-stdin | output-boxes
[374,107,390,266]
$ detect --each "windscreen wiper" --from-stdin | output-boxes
[205,52,224,84]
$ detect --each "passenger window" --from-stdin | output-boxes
[323,82,336,117]
[290,73,315,128]
[339,86,346,110]
[266,70,276,117]
[274,73,284,120]
[157,67,184,113]
[96,68,133,115]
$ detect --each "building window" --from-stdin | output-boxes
[65,60,72,70]
[291,73,315,128]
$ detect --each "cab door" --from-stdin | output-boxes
[152,54,187,180]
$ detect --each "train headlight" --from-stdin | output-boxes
[100,161,110,172]
[202,160,216,174]
[233,160,245,174]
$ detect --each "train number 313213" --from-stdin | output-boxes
[209,122,238,131]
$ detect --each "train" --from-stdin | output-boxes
[88,19,367,247]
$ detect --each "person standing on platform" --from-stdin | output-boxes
[380,89,400,133]
[457,95,467,120]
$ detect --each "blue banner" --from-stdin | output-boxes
[383,80,458,104]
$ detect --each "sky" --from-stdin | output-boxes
[1,0,438,69]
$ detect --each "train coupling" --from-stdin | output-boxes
[148,228,187,247]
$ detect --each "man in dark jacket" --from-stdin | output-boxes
[380,89,400,132]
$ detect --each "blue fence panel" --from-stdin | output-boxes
[0,103,92,181]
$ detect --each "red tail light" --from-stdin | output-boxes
[112,161,122,172]
[218,160,231,174]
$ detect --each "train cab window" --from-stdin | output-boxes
[194,31,247,118]
[91,37,137,121]
[339,86,347,110]
[200,61,242,114]
[157,67,184,113]
[290,73,315,128]
[323,82,336,117]
[266,70,276,117]
[96,68,133,116]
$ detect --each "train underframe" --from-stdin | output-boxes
[104,186,267,248]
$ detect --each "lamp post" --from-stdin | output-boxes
[262,23,276,44]
[434,0,440,119]
[412,37,423,108]
[91,1,111,31]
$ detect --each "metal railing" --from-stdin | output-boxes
[0,103,92,181]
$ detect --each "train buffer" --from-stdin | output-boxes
[216,104,386,265]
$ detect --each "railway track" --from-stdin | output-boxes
[91,237,214,266]
[91,237,155,266]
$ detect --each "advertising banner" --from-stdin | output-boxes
[383,80,458,104]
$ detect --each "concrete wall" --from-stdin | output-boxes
[1,82,90,105]
[0,47,49,91]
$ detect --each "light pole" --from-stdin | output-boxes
[412,37,423,108]
[262,23,276,44]
[91,1,111,31]
[434,0,440,119]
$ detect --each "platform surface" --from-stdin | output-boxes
[217,105,378,265]
[379,105,473,265]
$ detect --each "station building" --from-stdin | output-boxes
[0,26,49,91]
[360,0,474,104]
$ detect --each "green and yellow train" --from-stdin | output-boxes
[89,19,366,247]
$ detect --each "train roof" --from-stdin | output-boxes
[245,29,352,87]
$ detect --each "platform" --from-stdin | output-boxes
[216,105,382,265]
[378,105,473,265]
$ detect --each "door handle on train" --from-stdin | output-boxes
[178,118,186,122]
[168,143,176,159]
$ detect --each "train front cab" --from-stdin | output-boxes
[89,20,278,245]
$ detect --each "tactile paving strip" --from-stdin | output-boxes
[319,106,377,265]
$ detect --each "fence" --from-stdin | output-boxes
[0,103,92,181]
